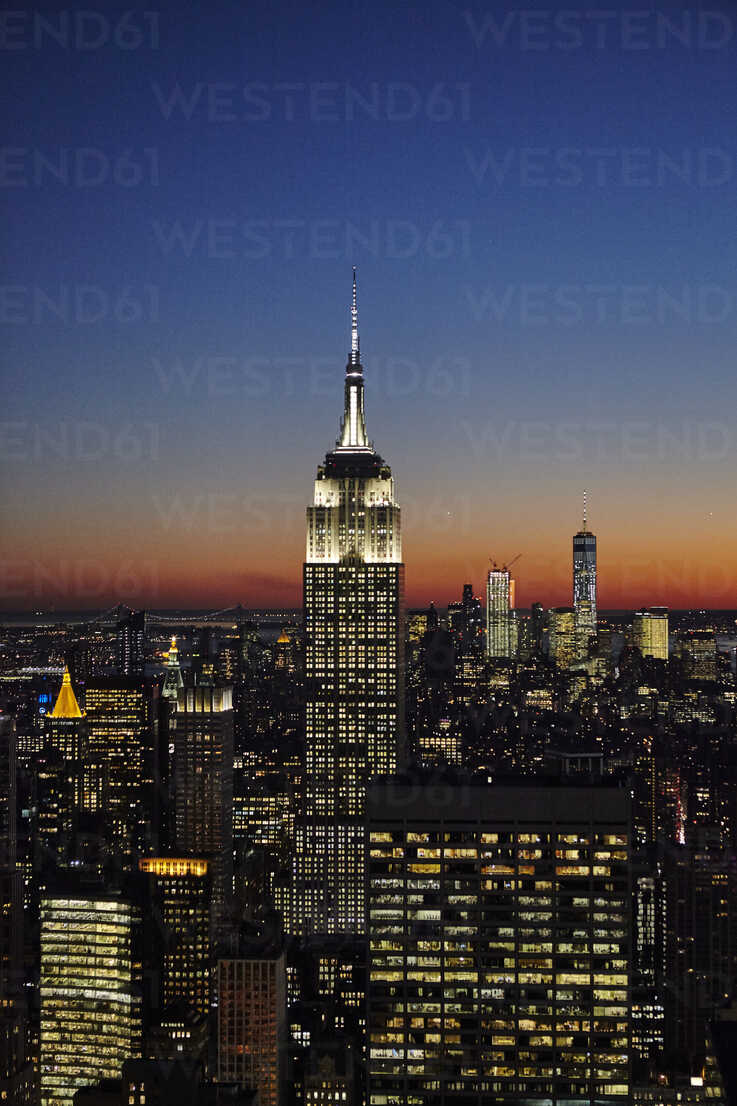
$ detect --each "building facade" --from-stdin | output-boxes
[40,893,138,1106]
[171,684,233,905]
[217,953,286,1104]
[573,500,597,645]
[84,678,159,863]
[633,608,669,660]
[138,857,212,1018]
[367,778,631,1106]
[285,271,404,937]
[486,569,512,659]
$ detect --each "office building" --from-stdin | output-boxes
[171,685,233,905]
[116,610,146,677]
[138,857,212,1018]
[217,952,287,1104]
[40,892,138,1106]
[573,496,597,643]
[84,678,159,862]
[633,609,669,661]
[367,776,631,1106]
[549,606,578,669]
[680,631,718,681]
[161,636,184,702]
[486,568,512,659]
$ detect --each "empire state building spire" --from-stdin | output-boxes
[338,267,370,451]
[350,265,359,366]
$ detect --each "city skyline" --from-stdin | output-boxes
[2,0,736,613]
[2,269,734,612]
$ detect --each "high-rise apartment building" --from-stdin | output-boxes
[573,496,597,644]
[39,892,138,1106]
[367,776,631,1106]
[486,568,512,658]
[633,608,669,660]
[285,271,404,937]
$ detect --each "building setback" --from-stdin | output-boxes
[284,271,404,938]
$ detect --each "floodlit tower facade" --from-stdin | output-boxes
[486,568,512,658]
[43,666,88,830]
[288,270,404,937]
[573,492,597,644]
[162,636,184,701]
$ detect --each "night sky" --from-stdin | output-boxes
[2,0,736,610]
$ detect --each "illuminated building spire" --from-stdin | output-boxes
[583,488,587,533]
[337,267,370,451]
[350,265,359,365]
[163,635,184,700]
[50,665,83,719]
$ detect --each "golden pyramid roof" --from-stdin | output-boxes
[50,666,83,719]
[277,629,290,644]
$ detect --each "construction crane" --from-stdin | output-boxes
[488,553,522,572]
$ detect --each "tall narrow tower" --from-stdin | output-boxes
[573,491,597,647]
[288,270,404,937]
[486,568,512,658]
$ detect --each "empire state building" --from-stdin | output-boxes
[286,270,404,937]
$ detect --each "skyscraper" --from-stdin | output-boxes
[161,636,184,702]
[286,271,404,937]
[84,677,159,863]
[486,568,512,658]
[549,606,578,669]
[36,669,89,869]
[633,608,669,660]
[573,493,597,646]
[40,891,138,1106]
[171,684,233,906]
[217,951,287,1103]
[367,776,631,1106]
[116,610,146,676]
[138,857,212,1018]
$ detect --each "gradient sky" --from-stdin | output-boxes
[2,0,736,610]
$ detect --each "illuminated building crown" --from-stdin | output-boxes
[50,665,84,718]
